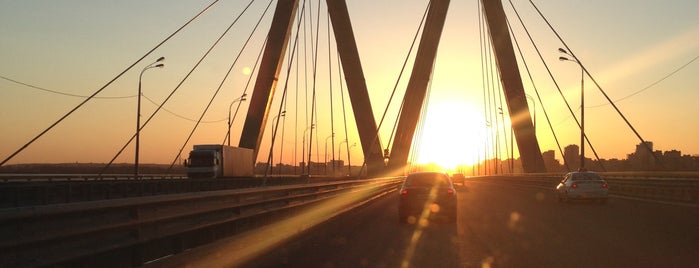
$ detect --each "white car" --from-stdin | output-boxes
[556,171,609,204]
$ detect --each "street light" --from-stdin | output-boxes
[270,111,286,175]
[338,139,347,160]
[226,93,247,146]
[525,94,536,134]
[302,124,314,174]
[348,143,356,176]
[324,133,334,175]
[135,56,165,178]
[559,48,585,170]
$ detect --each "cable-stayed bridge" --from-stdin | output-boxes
[1,0,698,267]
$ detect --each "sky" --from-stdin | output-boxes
[1,0,698,168]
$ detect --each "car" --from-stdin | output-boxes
[451,173,466,187]
[399,172,457,224]
[556,171,609,204]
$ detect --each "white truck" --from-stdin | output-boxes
[184,145,254,178]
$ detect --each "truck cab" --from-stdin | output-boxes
[186,149,221,178]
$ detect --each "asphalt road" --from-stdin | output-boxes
[243,180,699,268]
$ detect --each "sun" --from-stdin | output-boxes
[412,100,485,170]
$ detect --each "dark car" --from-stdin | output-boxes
[399,172,457,224]
[451,173,466,187]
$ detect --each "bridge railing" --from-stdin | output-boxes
[0,175,354,208]
[472,172,699,205]
[0,177,403,268]
[0,174,188,182]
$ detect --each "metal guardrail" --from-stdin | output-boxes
[0,175,358,208]
[0,177,404,267]
[473,173,699,205]
[0,174,188,182]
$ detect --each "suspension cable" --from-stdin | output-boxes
[264,1,306,178]
[356,0,430,176]
[0,0,221,167]
[307,0,322,173]
[337,51,352,175]
[220,35,268,144]
[477,0,488,175]
[507,0,606,170]
[264,1,306,179]
[589,54,699,108]
[327,9,337,174]
[167,0,269,171]
[293,6,301,175]
[384,2,430,153]
[409,63,435,171]
[100,0,251,174]
[0,75,135,99]
[504,8,568,171]
[1,74,232,123]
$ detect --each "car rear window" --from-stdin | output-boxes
[572,173,602,180]
[405,173,450,187]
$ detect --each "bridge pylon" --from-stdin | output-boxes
[386,0,451,176]
[481,0,546,173]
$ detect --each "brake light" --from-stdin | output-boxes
[601,183,608,188]
[447,189,455,195]
[571,183,578,189]
[401,189,408,195]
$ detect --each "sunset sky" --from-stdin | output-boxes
[1,0,698,168]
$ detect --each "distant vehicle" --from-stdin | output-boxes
[184,145,254,178]
[399,172,457,224]
[556,171,609,204]
[451,173,466,187]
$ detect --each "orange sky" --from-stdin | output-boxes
[1,0,698,168]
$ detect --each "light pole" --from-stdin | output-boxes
[338,140,347,163]
[302,124,314,174]
[135,56,164,178]
[270,111,286,175]
[227,94,247,146]
[324,133,334,175]
[525,94,536,135]
[559,48,585,170]
[348,143,356,176]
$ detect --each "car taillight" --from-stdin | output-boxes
[601,183,608,188]
[571,183,578,189]
[401,189,408,195]
[447,189,455,195]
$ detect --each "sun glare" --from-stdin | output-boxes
[413,100,485,170]
[242,66,252,75]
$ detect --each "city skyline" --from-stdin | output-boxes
[1,1,698,167]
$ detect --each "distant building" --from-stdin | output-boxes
[564,145,580,170]
[542,150,561,172]
[628,141,656,170]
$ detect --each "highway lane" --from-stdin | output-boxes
[244,180,699,267]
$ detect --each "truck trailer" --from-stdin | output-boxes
[185,145,254,178]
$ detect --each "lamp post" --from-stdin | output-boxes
[227,94,247,146]
[324,133,334,175]
[302,124,314,174]
[559,48,585,170]
[135,56,165,178]
[525,94,536,134]
[270,111,286,174]
[338,139,347,162]
[348,143,356,176]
